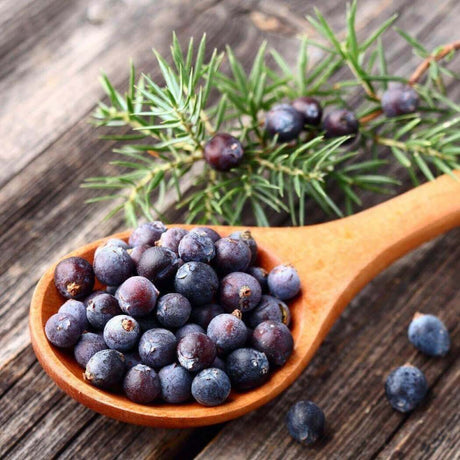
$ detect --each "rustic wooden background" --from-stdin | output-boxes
[0,0,458,458]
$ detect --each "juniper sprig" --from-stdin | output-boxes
[83,1,459,226]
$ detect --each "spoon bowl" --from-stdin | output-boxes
[30,172,460,427]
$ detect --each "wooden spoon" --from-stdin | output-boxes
[30,172,460,428]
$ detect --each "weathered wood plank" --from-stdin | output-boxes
[195,230,459,460]
[0,0,459,458]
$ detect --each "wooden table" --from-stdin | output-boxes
[1,0,458,458]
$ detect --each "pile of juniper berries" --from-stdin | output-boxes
[46,222,300,407]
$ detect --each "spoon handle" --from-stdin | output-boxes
[290,171,460,318]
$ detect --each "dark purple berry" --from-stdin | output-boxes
[214,238,251,275]
[45,313,82,348]
[174,262,219,306]
[247,295,290,328]
[268,264,300,300]
[159,363,193,403]
[189,227,221,243]
[292,96,323,127]
[83,290,105,306]
[323,109,359,143]
[136,247,180,287]
[385,364,428,413]
[105,285,118,295]
[265,104,304,142]
[286,401,325,445]
[178,232,215,263]
[252,320,293,366]
[220,272,262,312]
[116,276,159,317]
[207,313,248,355]
[123,364,161,404]
[157,228,188,254]
[84,349,125,389]
[381,84,419,117]
[123,351,143,369]
[228,230,257,265]
[156,293,192,328]
[177,332,216,372]
[93,244,135,286]
[103,315,141,352]
[74,332,107,368]
[54,257,95,300]
[129,221,167,247]
[408,313,450,357]
[128,244,151,265]
[138,328,177,368]
[226,348,269,391]
[59,299,89,331]
[246,266,268,292]
[191,368,231,406]
[175,323,205,341]
[204,133,244,171]
[86,293,122,330]
[190,304,225,329]
[105,238,131,250]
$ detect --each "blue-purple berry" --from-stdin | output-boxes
[175,323,205,341]
[408,313,450,357]
[128,244,151,265]
[189,227,221,243]
[220,272,262,312]
[178,231,215,264]
[123,364,161,404]
[84,349,126,389]
[103,315,141,352]
[226,348,269,391]
[252,320,293,366]
[157,228,188,254]
[268,264,300,300]
[59,299,89,331]
[156,293,192,328]
[45,312,82,348]
[129,221,167,247]
[292,97,323,127]
[323,109,359,143]
[207,313,248,355]
[177,332,216,372]
[93,244,135,286]
[191,368,231,406]
[381,84,419,117]
[286,401,325,445]
[265,104,304,142]
[136,247,180,287]
[247,295,291,328]
[74,332,108,368]
[174,262,219,306]
[385,364,428,413]
[54,257,95,300]
[246,266,268,292]
[138,328,177,369]
[213,238,252,275]
[228,230,258,265]
[116,276,159,317]
[86,293,122,330]
[105,238,131,250]
[159,363,193,403]
[204,133,244,171]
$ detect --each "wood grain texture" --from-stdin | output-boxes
[0,0,459,457]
